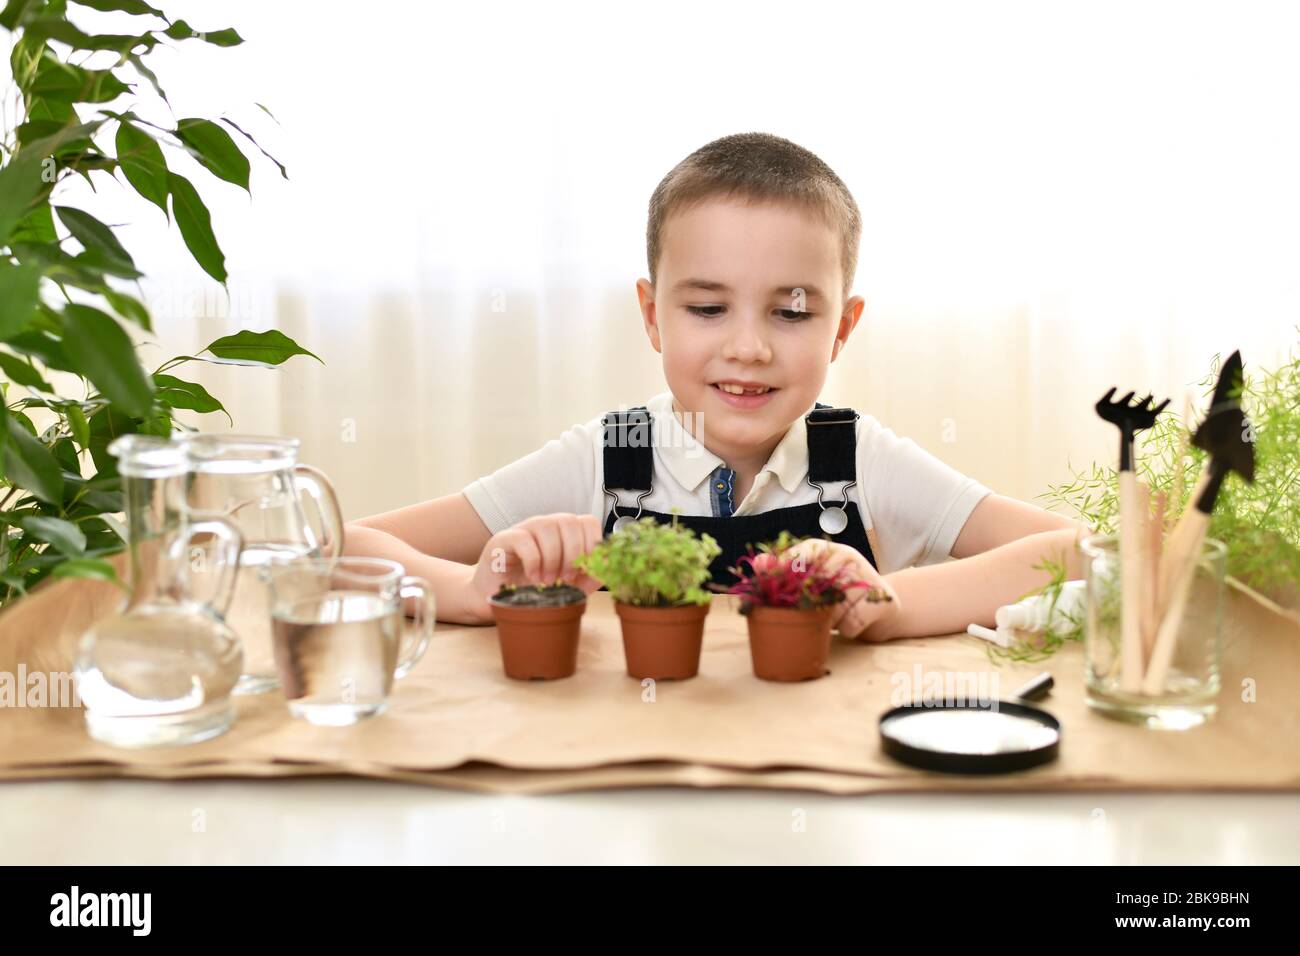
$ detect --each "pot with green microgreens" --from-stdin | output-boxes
[490,582,587,680]
[723,531,885,682]
[572,515,721,680]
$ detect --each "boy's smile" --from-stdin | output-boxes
[637,196,864,486]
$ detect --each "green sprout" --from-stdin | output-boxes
[572,511,721,607]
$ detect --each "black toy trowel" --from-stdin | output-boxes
[1143,350,1256,695]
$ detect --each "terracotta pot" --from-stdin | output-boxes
[614,601,710,680]
[745,604,835,681]
[490,596,586,680]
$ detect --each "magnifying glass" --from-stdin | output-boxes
[879,672,1059,774]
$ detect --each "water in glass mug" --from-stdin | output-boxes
[225,542,319,692]
[271,591,401,726]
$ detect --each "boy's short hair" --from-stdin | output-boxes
[646,132,861,302]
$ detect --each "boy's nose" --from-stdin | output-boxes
[722,313,773,364]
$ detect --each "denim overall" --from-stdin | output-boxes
[600,403,878,586]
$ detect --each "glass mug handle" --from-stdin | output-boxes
[177,517,244,618]
[395,575,435,679]
[293,464,345,558]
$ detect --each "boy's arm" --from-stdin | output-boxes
[350,492,491,565]
[874,526,1092,640]
[344,493,492,624]
[948,493,1087,559]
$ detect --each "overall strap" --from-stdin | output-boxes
[602,406,653,491]
[805,403,859,483]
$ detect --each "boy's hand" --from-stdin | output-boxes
[754,538,902,642]
[466,513,605,624]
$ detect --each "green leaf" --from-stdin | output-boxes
[17,515,86,556]
[0,351,52,391]
[0,0,39,31]
[164,20,243,46]
[176,118,250,191]
[103,289,152,332]
[204,329,322,366]
[9,30,44,86]
[10,205,56,244]
[15,118,74,148]
[167,172,227,283]
[55,206,138,276]
[26,91,76,125]
[51,435,80,474]
[2,412,64,505]
[0,120,106,243]
[0,149,51,246]
[127,52,166,102]
[5,331,77,373]
[31,59,131,103]
[86,405,135,478]
[219,117,287,179]
[50,557,121,586]
[21,15,154,53]
[152,372,230,422]
[61,304,155,416]
[0,262,41,341]
[66,403,90,449]
[114,121,169,218]
[70,0,163,16]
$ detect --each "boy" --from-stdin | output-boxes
[346,132,1091,640]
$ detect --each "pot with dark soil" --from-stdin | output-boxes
[573,515,721,680]
[490,582,587,679]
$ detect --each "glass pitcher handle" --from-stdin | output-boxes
[182,517,244,618]
[395,575,434,679]
[293,464,345,558]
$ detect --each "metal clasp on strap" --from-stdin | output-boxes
[806,474,856,534]
[602,484,652,531]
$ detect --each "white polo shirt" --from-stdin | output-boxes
[461,390,992,574]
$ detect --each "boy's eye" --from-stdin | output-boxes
[686,305,814,321]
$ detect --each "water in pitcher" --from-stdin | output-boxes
[271,591,401,726]
[78,605,242,747]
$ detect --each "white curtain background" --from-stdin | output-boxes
[32,0,1300,521]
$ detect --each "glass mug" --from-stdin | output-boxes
[184,435,345,696]
[262,557,434,726]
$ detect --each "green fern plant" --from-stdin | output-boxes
[1039,333,1300,609]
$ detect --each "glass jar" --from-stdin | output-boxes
[1081,532,1227,729]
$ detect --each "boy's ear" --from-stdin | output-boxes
[830,295,865,362]
[636,278,663,353]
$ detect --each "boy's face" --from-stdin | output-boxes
[637,197,864,460]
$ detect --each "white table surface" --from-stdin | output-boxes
[1,778,1296,865]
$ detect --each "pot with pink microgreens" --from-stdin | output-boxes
[722,531,885,681]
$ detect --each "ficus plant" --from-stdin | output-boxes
[573,514,721,607]
[0,0,318,604]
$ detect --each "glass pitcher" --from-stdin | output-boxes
[184,435,344,695]
[75,435,245,748]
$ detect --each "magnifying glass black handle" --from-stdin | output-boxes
[1012,672,1054,702]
